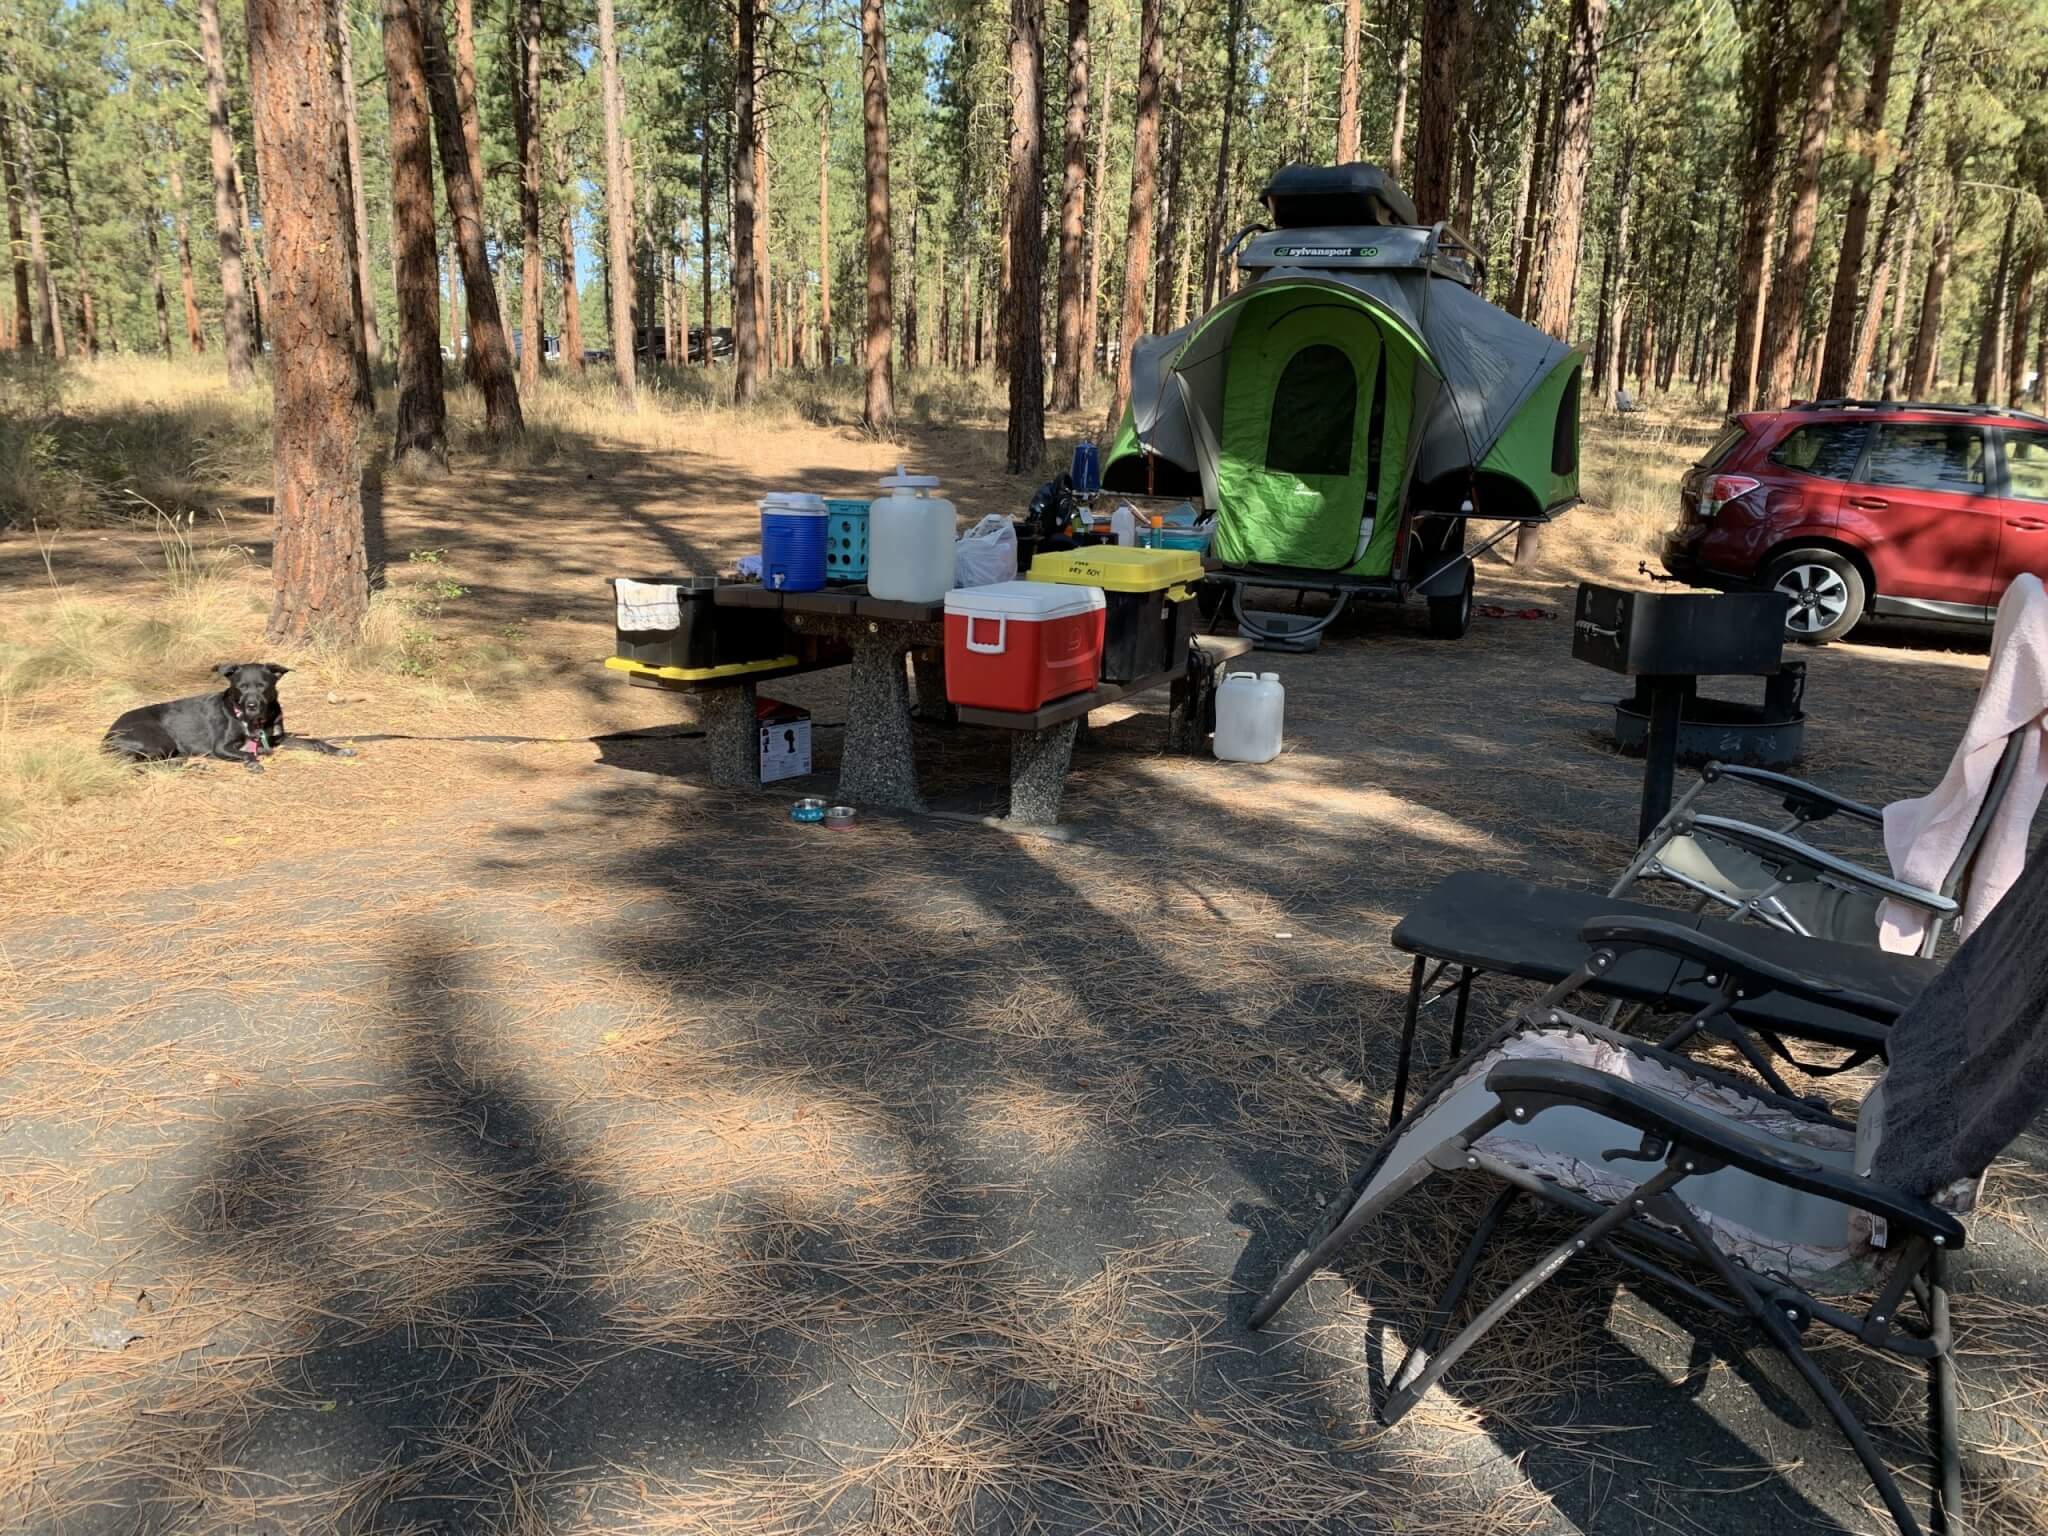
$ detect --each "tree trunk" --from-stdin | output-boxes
[1,103,28,351]
[590,0,635,406]
[818,78,833,367]
[1198,0,1241,312]
[1878,205,1915,398]
[860,0,894,432]
[381,0,447,464]
[514,0,544,387]
[1338,0,1362,161]
[53,121,96,354]
[1725,0,1790,412]
[1152,53,1184,335]
[1108,0,1163,432]
[1814,0,1902,398]
[2009,235,2040,408]
[195,0,253,382]
[549,140,585,371]
[337,14,382,370]
[13,88,64,358]
[1508,35,1551,318]
[754,102,771,378]
[733,0,761,401]
[1411,0,1470,223]
[248,0,369,641]
[1049,0,1090,409]
[1005,0,1047,471]
[1846,37,1932,396]
[240,161,267,357]
[145,205,174,358]
[1757,0,1848,406]
[168,165,204,354]
[1594,62,1640,401]
[1906,163,1958,399]
[1388,7,1410,178]
[1975,200,2017,404]
[904,201,920,367]
[420,0,524,432]
[1082,47,1111,386]
[698,44,713,366]
[1528,0,1605,342]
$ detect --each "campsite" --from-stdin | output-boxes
[9,0,2048,1531]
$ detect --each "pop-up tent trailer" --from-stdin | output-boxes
[1103,163,1583,640]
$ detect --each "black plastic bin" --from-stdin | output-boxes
[609,576,788,671]
[1100,588,1198,683]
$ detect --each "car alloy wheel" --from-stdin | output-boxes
[1774,562,1851,636]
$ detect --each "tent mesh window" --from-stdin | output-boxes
[1266,345,1358,476]
[1551,366,1581,476]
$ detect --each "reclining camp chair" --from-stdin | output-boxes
[1251,842,2048,1536]
[1611,574,2048,958]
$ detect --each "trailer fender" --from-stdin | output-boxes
[1416,554,1473,598]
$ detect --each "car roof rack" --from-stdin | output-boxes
[1789,397,2048,425]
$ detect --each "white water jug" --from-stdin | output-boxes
[1214,671,1285,763]
[868,466,956,602]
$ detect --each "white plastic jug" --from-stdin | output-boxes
[868,466,956,602]
[1214,671,1285,763]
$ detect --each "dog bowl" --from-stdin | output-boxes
[791,797,828,824]
[823,805,857,831]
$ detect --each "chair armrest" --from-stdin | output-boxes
[1482,1057,1967,1249]
[1577,914,1907,1024]
[1689,815,1959,913]
[1702,761,1883,826]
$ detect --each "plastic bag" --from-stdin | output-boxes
[953,514,1017,588]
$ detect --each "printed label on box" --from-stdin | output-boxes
[756,696,812,783]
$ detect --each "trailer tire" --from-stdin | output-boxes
[1426,564,1474,640]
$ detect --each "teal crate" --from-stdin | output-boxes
[825,499,870,581]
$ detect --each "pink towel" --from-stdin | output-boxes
[1878,574,2048,953]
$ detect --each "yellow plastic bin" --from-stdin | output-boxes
[1027,547,1203,682]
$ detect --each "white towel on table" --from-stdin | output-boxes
[615,579,681,632]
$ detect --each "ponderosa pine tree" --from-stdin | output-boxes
[1757,0,1849,406]
[12,85,62,358]
[1528,0,1604,342]
[1338,0,1361,161]
[1108,0,1162,433]
[419,0,523,433]
[338,15,381,370]
[1411,0,1470,222]
[247,0,369,641]
[1198,0,1240,312]
[514,0,544,389]
[1,101,28,350]
[382,0,446,464]
[598,0,633,404]
[1726,0,1790,412]
[1050,0,1089,411]
[196,0,251,385]
[1815,0,1903,399]
[1004,0,1046,472]
[733,0,761,401]
[861,0,893,433]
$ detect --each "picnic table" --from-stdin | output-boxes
[613,582,1251,826]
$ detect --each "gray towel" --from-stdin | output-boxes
[1871,838,2048,1197]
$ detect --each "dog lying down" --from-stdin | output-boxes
[104,663,356,773]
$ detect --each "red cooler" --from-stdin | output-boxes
[944,581,1106,711]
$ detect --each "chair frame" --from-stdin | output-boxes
[1250,942,1967,1536]
[1610,738,2028,959]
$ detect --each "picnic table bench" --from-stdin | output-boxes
[611,582,1252,826]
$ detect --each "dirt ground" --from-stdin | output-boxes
[4,371,2045,1534]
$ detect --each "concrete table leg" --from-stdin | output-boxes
[1007,719,1079,826]
[838,634,925,811]
[701,683,760,789]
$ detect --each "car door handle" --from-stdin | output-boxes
[2010,518,2048,532]
[1849,496,1890,510]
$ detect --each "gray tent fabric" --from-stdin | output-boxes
[1117,263,1573,508]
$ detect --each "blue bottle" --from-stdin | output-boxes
[1071,439,1102,498]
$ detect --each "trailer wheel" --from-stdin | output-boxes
[1426,563,1474,639]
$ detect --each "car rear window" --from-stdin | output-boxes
[1863,423,1989,492]
[1695,423,1748,471]
[2007,429,2048,503]
[1767,423,1867,479]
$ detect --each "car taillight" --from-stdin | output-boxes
[1697,474,1760,521]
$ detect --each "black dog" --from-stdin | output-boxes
[103,663,356,772]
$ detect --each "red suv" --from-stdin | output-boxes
[1662,400,2048,641]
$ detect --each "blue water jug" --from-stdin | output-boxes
[760,493,828,591]
[1071,439,1101,498]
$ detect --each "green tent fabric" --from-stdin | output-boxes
[1104,234,1580,580]
[1116,279,1437,576]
